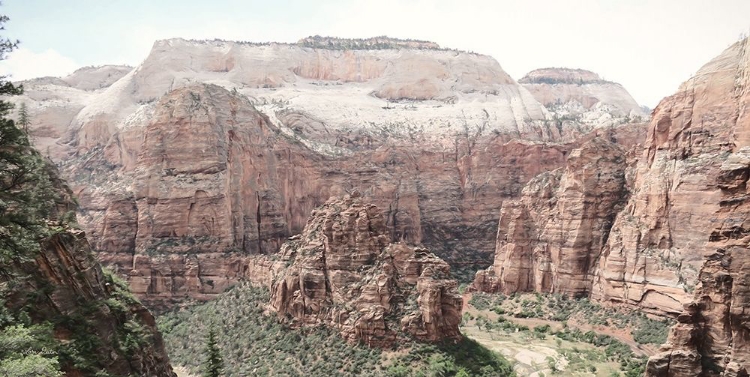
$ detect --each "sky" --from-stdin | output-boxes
[0,0,748,107]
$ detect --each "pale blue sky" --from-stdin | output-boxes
[1,0,749,107]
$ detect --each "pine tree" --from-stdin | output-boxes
[202,329,224,377]
[17,101,29,135]
[0,8,64,376]
[0,8,58,271]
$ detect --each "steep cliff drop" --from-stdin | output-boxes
[1,155,175,375]
[644,38,750,376]
[269,194,463,347]
[472,137,629,297]
[473,37,750,376]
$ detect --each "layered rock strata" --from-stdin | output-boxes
[472,137,628,297]
[10,37,646,308]
[1,159,175,376]
[644,151,750,375]
[519,68,647,126]
[269,195,463,347]
[476,38,750,373]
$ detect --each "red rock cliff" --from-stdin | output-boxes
[643,37,750,376]
[472,137,629,296]
[269,194,463,347]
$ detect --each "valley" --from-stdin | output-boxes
[0,4,748,374]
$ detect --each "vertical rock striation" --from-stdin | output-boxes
[472,137,628,297]
[269,194,463,347]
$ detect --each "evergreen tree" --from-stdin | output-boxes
[0,6,57,272]
[202,328,224,377]
[17,101,29,135]
[0,8,64,376]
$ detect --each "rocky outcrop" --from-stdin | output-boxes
[269,195,462,347]
[472,137,629,296]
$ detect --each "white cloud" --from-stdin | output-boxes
[0,48,80,80]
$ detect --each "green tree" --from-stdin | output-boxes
[17,101,29,135]
[202,328,224,377]
[0,10,64,377]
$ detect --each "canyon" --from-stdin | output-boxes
[10,36,647,310]
[5,32,749,376]
[474,38,750,376]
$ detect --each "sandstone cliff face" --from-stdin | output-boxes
[12,231,177,376]
[12,37,647,308]
[269,195,462,347]
[471,38,750,375]
[644,147,750,377]
[476,39,750,325]
[62,82,573,308]
[472,137,629,297]
[1,161,175,376]
[591,38,750,317]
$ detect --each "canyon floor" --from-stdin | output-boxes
[459,292,669,376]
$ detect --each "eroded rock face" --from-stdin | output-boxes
[269,195,462,347]
[1,162,175,377]
[476,39,750,326]
[591,38,750,317]
[472,137,628,297]
[13,37,645,308]
[644,146,750,376]
[65,82,574,309]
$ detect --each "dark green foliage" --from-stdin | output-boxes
[631,316,672,345]
[0,305,62,377]
[473,293,673,346]
[159,283,386,377]
[203,329,224,377]
[553,327,647,376]
[17,102,29,135]
[386,338,515,377]
[0,11,65,376]
[159,283,515,377]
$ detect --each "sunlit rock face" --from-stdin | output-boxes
[269,195,463,347]
[472,137,629,298]
[11,36,646,308]
[643,38,750,377]
[476,37,750,375]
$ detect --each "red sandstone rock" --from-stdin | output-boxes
[269,195,462,347]
[472,137,628,297]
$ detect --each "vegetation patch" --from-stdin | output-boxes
[469,292,673,346]
[158,283,515,377]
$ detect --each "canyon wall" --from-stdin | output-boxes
[10,37,646,308]
[643,38,750,377]
[475,38,750,374]
[472,137,629,297]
